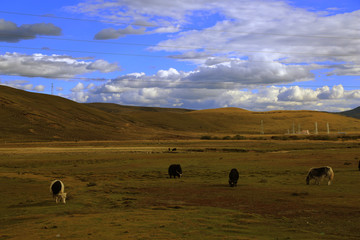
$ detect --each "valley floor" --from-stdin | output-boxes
[1,140,360,239]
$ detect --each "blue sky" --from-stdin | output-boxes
[0,0,359,111]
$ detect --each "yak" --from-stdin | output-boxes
[168,164,182,178]
[50,180,67,203]
[306,166,334,185]
[229,168,239,187]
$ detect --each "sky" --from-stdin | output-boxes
[0,0,359,111]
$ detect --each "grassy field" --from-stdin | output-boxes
[1,139,360,239]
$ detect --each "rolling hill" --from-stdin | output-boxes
[1,85,360,142]
[338,106,360,119]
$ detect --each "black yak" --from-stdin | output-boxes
[168,164,182,178]
[228,168,239,187]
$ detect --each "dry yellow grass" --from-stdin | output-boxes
[1,140,360,239]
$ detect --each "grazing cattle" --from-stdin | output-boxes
[306,166,334,185]
[168,164,182,178]
[50,180,67,204]
[172,148,177,152]
[228,168,239,187]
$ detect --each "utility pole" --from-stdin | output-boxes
[51,83,54,95]
[260,120,264,135]
[327,122,330,134]
[292,122,295,134]
[314,122,318,135]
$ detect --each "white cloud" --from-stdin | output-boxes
[94,26,146,39]
[326,64,360,76]
[186,60,314,86]
[33,85,45,92]
[0,52,120,78]
[23,84,33,90]
[87,59,120,73]
[156,68,181,79]
[317,85,345,99]
[70,91,89,103]
[278,86,318,102]
[147,1,360,69]
[71,82,85,92]
[65,58,358,111]
[65,0,217,29]
[14,0,359,112]
[67,0,360,77]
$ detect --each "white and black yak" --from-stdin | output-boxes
[306,166,334,185]
[168,164,182,178]
[50,180,67,203]
[228,168,239,187]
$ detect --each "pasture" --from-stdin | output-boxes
[0,140,360,239]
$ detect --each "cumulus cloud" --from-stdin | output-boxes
[71,82,85,92]
[33,85,45,92]
[67,0,360,75]
[94,26,146,40]
[68,79,360,112]
[0,80,46,92]
[87,59,120,72]
[64,56,359,111]
[40,1,360,111]
[65,0,215,30]
[326,64,360,76]
[186,60,314,86]
[0,52,120,78]
[0,19,62,42]
[147,1,360,70]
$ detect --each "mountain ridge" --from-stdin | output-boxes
[1,85,359,142]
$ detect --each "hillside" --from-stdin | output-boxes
[338,106,360,119]
[1,85,360,142]
[0,86,141,142]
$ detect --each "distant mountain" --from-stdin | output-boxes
[338,106,360,119]
[1,85,360,142]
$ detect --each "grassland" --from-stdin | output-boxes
[1,139,360,239]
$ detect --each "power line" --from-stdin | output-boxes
[0,38,358,63]
[1,33,359,58]
[1,10,360,40]
[2,44,360,70]
[2,72,360,89]
[0,33,359,57]
[0,45,167,58]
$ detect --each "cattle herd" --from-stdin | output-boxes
[50,161,346,204]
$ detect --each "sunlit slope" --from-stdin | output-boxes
[1,85,360,142]
[88,103,360,135]
[187,108,360,134]
[0,85,138,141]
